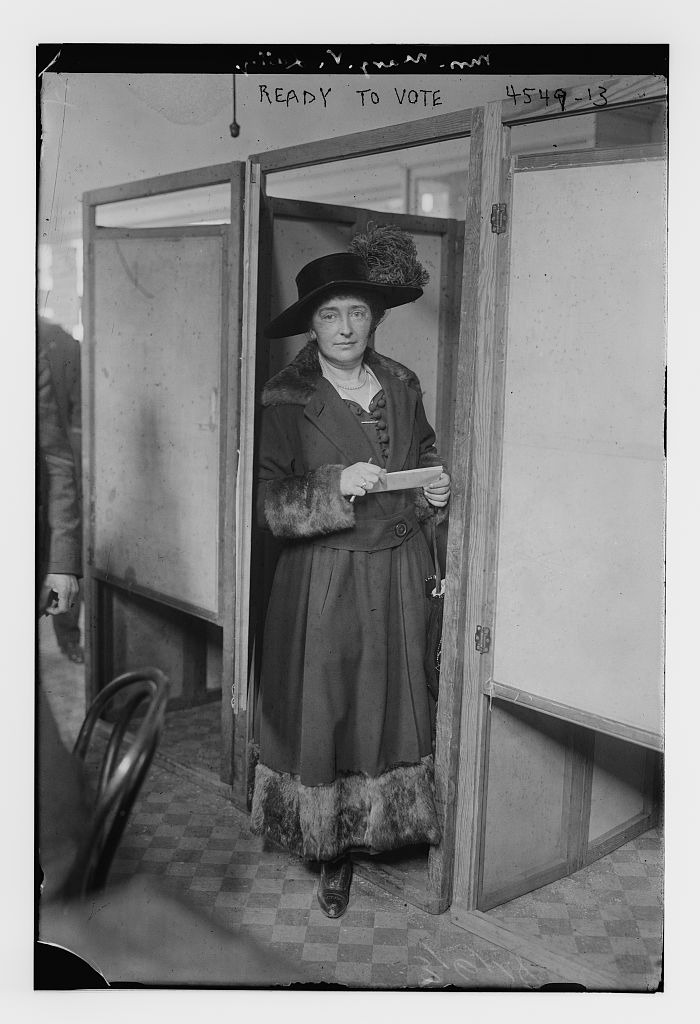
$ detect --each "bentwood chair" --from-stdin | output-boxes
[60,668,169,900]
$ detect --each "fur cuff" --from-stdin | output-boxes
[414,488,449,526]
[250,758,441,861]
[263,464,356,539]
[414,450,449,525]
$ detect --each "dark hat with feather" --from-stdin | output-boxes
[264,223,429,339]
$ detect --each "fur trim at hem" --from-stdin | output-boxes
[250,757,441,861]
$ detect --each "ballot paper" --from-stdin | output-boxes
[371,466,443,492]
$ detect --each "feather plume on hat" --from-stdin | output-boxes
[349,222,430,289]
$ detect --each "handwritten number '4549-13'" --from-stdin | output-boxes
[505,84,607,112]
[505,85,567,111]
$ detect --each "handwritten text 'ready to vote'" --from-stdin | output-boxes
[258,85,443,109]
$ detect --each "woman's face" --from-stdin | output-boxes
[310,294,373,369]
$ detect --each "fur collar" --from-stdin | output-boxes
[261,341,421,408]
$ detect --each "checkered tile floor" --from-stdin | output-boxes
[39,624,663,990]
[157,699,221,776]
[488,831,663,984]
[101,751,662,990]
[104,758,557,989]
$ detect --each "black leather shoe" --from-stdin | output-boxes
[317,857,353,919]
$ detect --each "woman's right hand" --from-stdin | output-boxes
[340,462,384,499]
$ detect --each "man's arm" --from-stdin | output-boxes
[38,348,81,612]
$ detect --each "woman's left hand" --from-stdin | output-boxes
[424,472,451,508]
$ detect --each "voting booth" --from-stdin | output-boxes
[82,74,665,914]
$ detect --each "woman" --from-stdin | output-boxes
[250,230,450,918]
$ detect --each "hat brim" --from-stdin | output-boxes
[264,280,423,339]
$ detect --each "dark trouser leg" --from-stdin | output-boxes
[37,687,92,899]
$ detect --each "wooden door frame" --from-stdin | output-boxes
[238,129,479,914]
[438,101,513,910]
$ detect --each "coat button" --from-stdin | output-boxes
[394,521,408,538]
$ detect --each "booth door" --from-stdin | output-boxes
[85,216,241,756]
[473,150,665,908]
[231,186,464,908]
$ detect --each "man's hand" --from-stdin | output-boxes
[41,573,79,615]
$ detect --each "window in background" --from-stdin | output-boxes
[416,181,454,219]
[266,138,471,219]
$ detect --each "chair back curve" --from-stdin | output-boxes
[62,667,169,900]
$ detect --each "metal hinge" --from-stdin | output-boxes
[475,625,491,653]
[490,203,508,234]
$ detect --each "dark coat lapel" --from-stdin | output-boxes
[303,376,376,465]
[262,341,422,472]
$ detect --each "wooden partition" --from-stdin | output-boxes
[449,122,666,917]
[478,700,589,908]
[92,230,225,618]
[470,149,665,906]
[83,162,249,801]
[490,153,666,748]
[476,701,659,910]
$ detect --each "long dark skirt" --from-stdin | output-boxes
[251,530,441,861]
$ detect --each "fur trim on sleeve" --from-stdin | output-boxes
[262,464,355,539]
[414,488,449,526]
[414,446,449,525]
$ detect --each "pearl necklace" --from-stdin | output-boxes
[321,361,369,391]
[336,369,369,391]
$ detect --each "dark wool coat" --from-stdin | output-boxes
[38,346,82,581]
[250,342,446,862]
[40,319,82,488]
